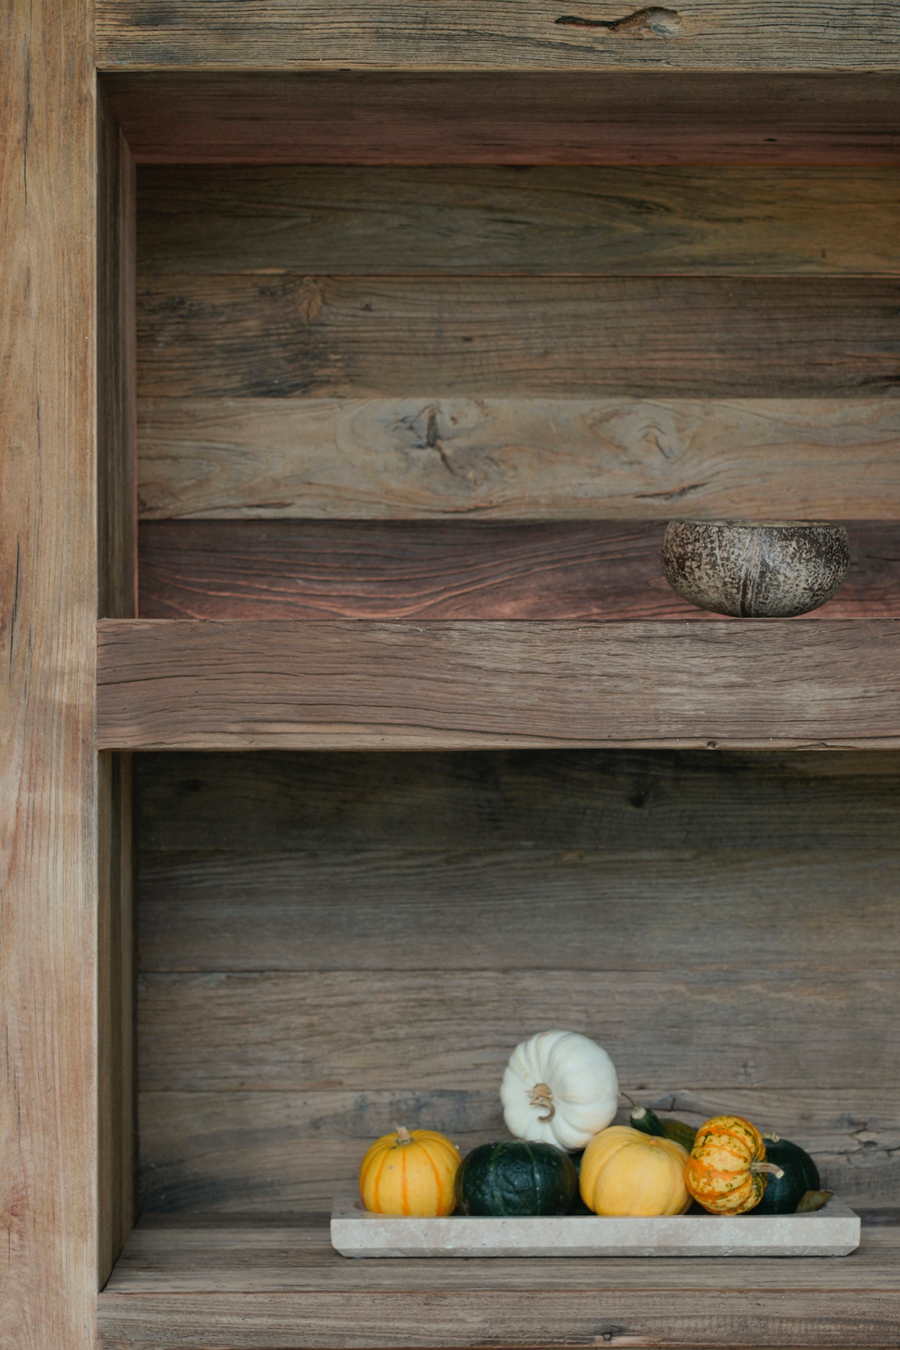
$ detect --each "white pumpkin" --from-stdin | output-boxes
[501,1030,619,1150]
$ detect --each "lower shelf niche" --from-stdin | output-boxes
[105,746,900,1348]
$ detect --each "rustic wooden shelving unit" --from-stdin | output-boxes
[4,5,900,1348]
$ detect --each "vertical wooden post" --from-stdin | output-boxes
[97,84,137,1290]
[0,0,99,1344]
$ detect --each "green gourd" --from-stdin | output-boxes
[626,1097,697,1153]
[753,1136,820,1215]
[454,1140,578,1217]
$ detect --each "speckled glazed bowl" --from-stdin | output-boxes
[661,521,850,618]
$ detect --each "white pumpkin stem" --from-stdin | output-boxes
[393,1124,413,1145]
[751,1160,785,1179]
[528,1082,555,1123]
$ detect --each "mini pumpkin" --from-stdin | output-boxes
[684,1115,784,1215]
[579,1125,691,1217]
[359,1126,461,1217]
[501,1030,619,1150]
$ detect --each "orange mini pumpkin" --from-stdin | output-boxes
[685,1115,784,1215]
[359,1126,461,1216]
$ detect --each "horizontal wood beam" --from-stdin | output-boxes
[136,275,900,400]
[135,520,900,621]
[102,72,900,166]
[97,1281,900,1350]
[97,618,900,750]
[136,165,900,278]
[96,3,900,72]
[136,398,900,523]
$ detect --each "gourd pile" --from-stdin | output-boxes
[358,1030,831,1219]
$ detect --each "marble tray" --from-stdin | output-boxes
[331,1194,860,1258]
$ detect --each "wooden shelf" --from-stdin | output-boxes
[95,6,900,75]
[101,71,900,166]
[97,617,900,751]
[97,1213,900,1349]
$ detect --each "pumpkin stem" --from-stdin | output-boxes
[393,1124,413,1146]
[528,1082,555,1123]
[621,1092,638,1110]
[751,1160,785,1178]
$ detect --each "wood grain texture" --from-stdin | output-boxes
[104,1212,900,1288]
[95,3,900,72]
[97,88,137,1290]
[136,275,900,400]
[102,71,900,165]
[97,1244,900,1350]
[136,847,900,973]
[97,618,900,750]
[136,967,899,1092]
[98,754,135,1288]
[136,396,900,522]
[136,1087,900,1215]
[134,748,900,853]
[96,1290,900,1350]
[0,0,98,1342]
[98,88,137,621]
[134,749,900,1215]
[135,746,900,852]
[136,165,900,277]
[136,520,900,620]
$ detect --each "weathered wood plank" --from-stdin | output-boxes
[137,397,900,522]
[136,520,900,620]
[136,166,900,277]
[96,3,900,72]
[97,87,137,1289]
[135,520,685,620]
[0,0,98,1342]
[102,71,900,166]
[137,847,900,974]
[136,1087,900,1215]
[96,1282,900,1350]
[136,275,900,399]
[137,968,899,1092]
[134,748,900,853]
[104,1213,900,1287]
[98,619,900,750]
[98,753,135,1286]
[99,90,137,620]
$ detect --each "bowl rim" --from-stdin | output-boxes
[664,519,848,531]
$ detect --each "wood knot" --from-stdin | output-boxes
[556,7,682,36]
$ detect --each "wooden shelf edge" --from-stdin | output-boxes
[96,618,900,752]
[96,1287,900,1350]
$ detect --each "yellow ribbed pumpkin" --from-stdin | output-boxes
[579,1125,691,1216]
[359,1126,461,1216]
[684,1115,783,1215]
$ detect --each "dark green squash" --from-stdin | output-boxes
[454,1141,578,1217]
[753,1137,820,1215]
[566,1149,592,1214]
[627,1098,697,1153]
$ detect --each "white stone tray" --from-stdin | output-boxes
[331,1194,860,1258]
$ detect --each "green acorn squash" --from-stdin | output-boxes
[753,1136,820,1215]
[454,1140,578,1217]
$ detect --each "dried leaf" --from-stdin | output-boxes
[796,1189,833,1213]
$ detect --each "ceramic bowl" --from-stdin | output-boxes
[660,520,850,618]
